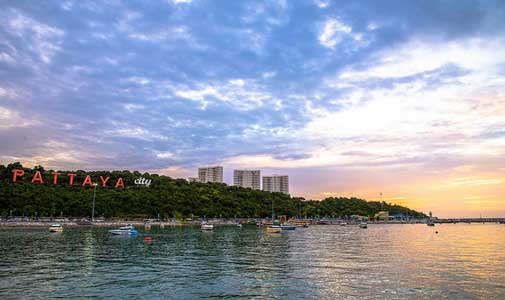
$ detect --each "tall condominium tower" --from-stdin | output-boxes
[198,166,223,183]
[262,175,289,194]
[233,170,261,190]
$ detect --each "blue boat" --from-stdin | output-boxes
[109,224,138,236]
[280,224,296,231]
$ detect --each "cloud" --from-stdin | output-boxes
[3,10,65,64]
[339,38,505,80]
[318,18,364,49]
[0,0,504,216]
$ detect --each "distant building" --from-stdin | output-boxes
[375,211,389,221]
[198,166,223,183]
[262,175,289,194]
[188,177,199,183]
[233,170,260,190]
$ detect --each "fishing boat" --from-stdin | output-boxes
[49,224,63,232]
[201,223,214,230]
[109,224,138,235]
[359,222,368,229]
[427,220,435,226]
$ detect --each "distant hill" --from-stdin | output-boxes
[0,162,427,219]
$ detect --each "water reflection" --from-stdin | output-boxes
[0,224,504,299]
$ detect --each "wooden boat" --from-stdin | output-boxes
[266,226,281,233]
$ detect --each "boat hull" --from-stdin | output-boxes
[266,226,281,233]
[280,225,296,230]
[109,229,138,235]
[201,224,214,230]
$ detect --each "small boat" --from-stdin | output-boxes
[427,220,435,226]
[359,222,368,229]
[266,226,281,233]
[280,224,296,231]
[49,224,63,232]
[236,223,243,228]
[201,223,214,230]
[109,224,138,235]
[340,222,347,226]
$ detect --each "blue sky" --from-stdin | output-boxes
[1,0,505,217]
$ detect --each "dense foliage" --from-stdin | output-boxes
[0,163,426,219]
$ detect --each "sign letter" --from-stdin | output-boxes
[82,175,93,187]
[115,178,124,188]
[31,171,44,184]
[52,173,60,185]
[68,174,77,186]
[12,169,25,182]
[99,176,110,187]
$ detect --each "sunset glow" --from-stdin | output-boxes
[0,1,504,217]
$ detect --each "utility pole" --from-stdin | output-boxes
[92,183,97,222]
[380,192,383,211]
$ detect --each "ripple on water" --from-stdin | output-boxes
[1,224,505,299]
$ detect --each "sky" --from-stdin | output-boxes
[0,0,504,218]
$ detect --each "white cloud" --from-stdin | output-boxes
[0,106,35,128]
[173,80,275,110]
[229,79,245,86]
[262,72,276,79]
[314,0,329,8]
[339,38,505,80]
[156,151,174,159]
[6,11,64,64]
[0,52,15,64]
[123,103,145,112]
[107,127,168,141]
[318,19,354,49]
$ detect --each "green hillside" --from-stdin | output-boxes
[0,163,427,219]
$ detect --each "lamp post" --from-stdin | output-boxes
[92,183,98,222]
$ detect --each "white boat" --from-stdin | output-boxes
[109,224,138,235]
[359,222,368,229]
[49,224,63,232]
[201,223,214,230]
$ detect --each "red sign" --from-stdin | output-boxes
[11,169,125,188]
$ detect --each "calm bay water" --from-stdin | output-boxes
[1,224,504,299]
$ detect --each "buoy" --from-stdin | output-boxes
[144,237,152,242]
[435,231,439,234]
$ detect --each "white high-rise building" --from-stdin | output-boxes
[233,170,260,190]
[198,166,223,183]
[262,175,289,194]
